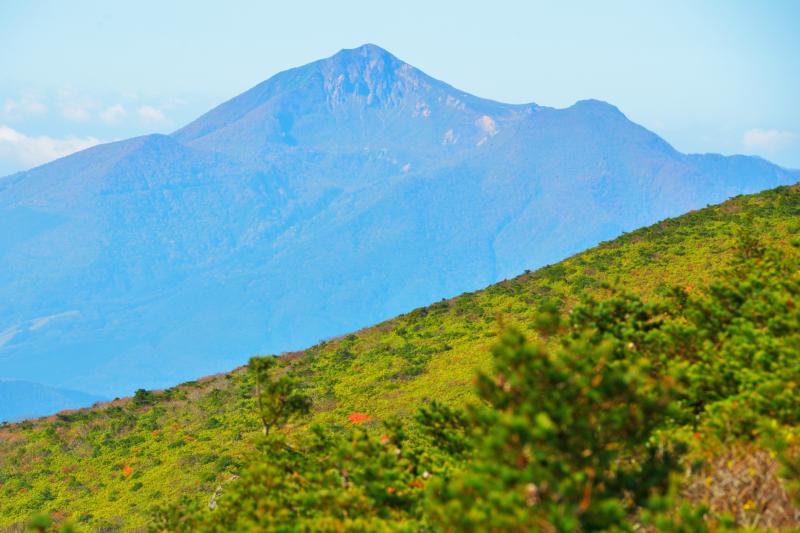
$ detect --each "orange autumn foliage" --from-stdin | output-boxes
[347,412,372,424]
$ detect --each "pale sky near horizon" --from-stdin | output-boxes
[1,0,798,176]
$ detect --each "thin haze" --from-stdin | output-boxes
[0,0,798,175]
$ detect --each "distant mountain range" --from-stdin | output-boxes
[0,380,104,422]
[0,44,797,406]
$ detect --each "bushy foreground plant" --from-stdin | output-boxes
[422,328,683,531]
[670,237,800,438]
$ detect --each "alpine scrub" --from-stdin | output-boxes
[153,235,800,531]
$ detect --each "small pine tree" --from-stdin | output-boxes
[248,356,311,436]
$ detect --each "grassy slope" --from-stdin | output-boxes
[1,185,798,530]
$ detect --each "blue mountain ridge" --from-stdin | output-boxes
[0,380,105,423]
[0,44,797,408]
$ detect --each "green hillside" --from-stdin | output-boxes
[1,185,799,531]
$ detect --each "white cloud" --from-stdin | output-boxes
[2,99,17,115]
[56,87,99,123]
[100,104,127,124]
[742,128,796,153]
[137,105,166,123]
[61,104,91,122]
[3,96,48,119]
[24,99,47,115]
[0,125,101,169]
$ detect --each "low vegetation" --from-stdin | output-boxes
[152,230,800,530]
[1,185,799,531]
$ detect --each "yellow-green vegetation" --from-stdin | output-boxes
[1,185,799,531]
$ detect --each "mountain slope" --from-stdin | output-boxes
[1,184,798,530]
[1,44,797,403]
[0,381,104,423]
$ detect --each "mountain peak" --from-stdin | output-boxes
[320,43,411,81]
[314,44,421,110]
[334,43,395,60]
[173,44,424,144]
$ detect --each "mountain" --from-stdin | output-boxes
[0,44,797,402]
[0,380,104,423]
[1,184,797,530]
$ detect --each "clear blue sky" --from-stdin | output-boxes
[1,0,798,175]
